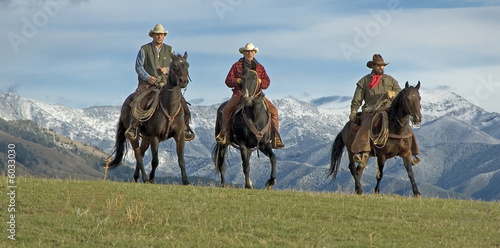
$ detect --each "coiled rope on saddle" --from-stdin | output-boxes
[369,96,391,148]
[131,88,161,122]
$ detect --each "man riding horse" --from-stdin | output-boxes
[125,24,195,141]
[216,43,284,149]
[349,54,420,166]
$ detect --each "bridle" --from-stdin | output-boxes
[402,89,422,128]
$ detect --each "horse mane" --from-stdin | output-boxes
[388,86,410,115]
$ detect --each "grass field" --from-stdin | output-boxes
[1,176,499,247]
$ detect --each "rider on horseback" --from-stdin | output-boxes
[349,54,420,166]
[126,24,195,141]
[215,43,284,149]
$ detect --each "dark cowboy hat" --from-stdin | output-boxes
[366,54,389,68]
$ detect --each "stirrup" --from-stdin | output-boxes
[272,137,285,149]
[125,127,138,140]
[411,155,421,166]
[215,133,227,145]
[185,127,195,141]
[353,152,369,167]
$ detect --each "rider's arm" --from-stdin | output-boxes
[135,47,152,82]
[225,62,241,88]
[256,64,270,90]
[351,82,364,114]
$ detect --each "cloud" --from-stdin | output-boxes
[187,98,204,105]
[0,83,20,94]
[310,95,351,106]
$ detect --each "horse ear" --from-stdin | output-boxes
[405,81,409,89]
[183,51,188,60]
[416,81,421,90]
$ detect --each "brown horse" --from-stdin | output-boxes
[107,52,191,184]
[329,82,422,197]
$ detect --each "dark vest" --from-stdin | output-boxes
[138,43,172,84]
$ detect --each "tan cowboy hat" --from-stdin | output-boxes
[148,24,168,37]
[239,43,259,54]
[366,54,389,68]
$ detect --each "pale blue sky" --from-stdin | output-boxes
[2,0,500,113]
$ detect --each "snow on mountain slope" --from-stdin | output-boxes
[1,90,499,200]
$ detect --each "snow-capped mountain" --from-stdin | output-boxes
[1,90,499,201]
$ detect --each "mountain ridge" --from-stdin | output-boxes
[1,91,499,201]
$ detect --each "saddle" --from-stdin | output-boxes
[350,112,382,131]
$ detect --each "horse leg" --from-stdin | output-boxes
[213,144,228,187]
[129,139,141,182]
[348,158,363,195]
[175,136,190,185]
[240,146,253,189]
[402,154,421,197]
[131,139,150,183]
[260,144,277,190]
[139,139,151,183]
[374,156,386,194]
[148,137,160,184]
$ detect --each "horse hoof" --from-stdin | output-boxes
[265,179,275,190]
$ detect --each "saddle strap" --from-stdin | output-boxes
[388,132,413,139]
[242,109,272,143]
[160,102,182,135]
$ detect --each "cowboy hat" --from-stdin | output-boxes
[366,54,389,68]
[148,24,168,37]
[239,43,259,54]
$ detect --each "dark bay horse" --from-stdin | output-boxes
[212,69,277,189]
[329,82,422,197]
[107,52,191,184]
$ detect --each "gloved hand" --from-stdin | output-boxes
[349,111,357,122]
[386,90,395,100]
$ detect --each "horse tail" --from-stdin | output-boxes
[107,119,127,169]
[212,144,227,174]
[328,131,345,180]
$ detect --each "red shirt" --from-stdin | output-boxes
[225,59,270,95]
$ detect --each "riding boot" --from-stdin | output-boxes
[125,119,140,140]
[216,95,239,145]
[181,97,195,141]
[184,124,195,141]
[271,124,285,149]
[353,152,370,168]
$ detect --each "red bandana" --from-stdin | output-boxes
[368,72,382,89]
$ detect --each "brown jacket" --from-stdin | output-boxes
[351,73,401,114]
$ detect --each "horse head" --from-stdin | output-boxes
[403,81,422,126]
[168,52,190,88]
[241,69,261,106]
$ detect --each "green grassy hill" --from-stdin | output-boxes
[1,177,499,247]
